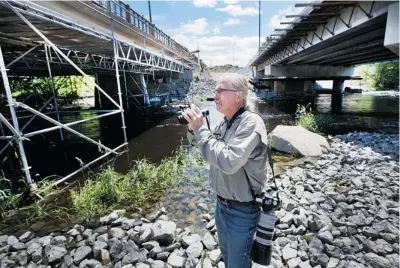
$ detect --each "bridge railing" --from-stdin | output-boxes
[92,0,190,59]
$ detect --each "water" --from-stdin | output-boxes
[1,91,398,233]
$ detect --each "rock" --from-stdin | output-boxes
[363,253,391,268]
[269,125,329,156]
[282,247,297,261]
[202,258,212,268]
[206,219,215,230]
[19,231,34,243]
[100,212,119,225]
[74,245,92,264]
[93,241,107,259]
[298,261,312,268]
[46,245,67,263]
[152,221,176,246]
[0,260,15,268]
[287,257,301,268]
[181,234,201,248]
[318,231,333,244]
[122,219,137,230]
[100,249,111,265]
[327,258,340,268]
[96,233,108,243]
[92,226,107,235]
[137,263,151,268]
[202,232,217,250]
[157,252,170,261]
[197,203,209,211]
[348,261,366,268]
[151,260,166,268]
[110,227,125,239]
[79,259,101,268]
[109,239,124,260]
[202,214,211,221]
[122,249,140,266]
[280,214,293,225]
[185,256,197,268]
[143,241,160,250]
[164,242,181,252]
[167,253,186,268]
[208,249,222,266]
[186,242,203,258]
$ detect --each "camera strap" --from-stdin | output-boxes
[244,141,276,201]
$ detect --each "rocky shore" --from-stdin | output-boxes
[0,131,398,268]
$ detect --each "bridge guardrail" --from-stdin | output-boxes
[92,0,191,60]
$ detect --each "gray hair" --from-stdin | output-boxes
[224,74,256,112]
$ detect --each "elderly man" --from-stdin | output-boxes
[182,74,269,268]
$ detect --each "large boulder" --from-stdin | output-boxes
[269,125,329,156]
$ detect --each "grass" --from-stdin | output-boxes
[0,146,208,231]
[295,104,336,133]
[299,234,313,241]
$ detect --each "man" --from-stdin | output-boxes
[182,74,269,268]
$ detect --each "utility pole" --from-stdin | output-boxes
[148,0,152,23]
[258,0,261,51]
[232,41,235,66]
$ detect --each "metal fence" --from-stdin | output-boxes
[92,0,190,57]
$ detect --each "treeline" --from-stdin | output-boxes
[357,62,399,90]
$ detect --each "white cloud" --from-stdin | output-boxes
[193,0,217,8]
[268,6,303,29]
[179,18,209,36]
[213,27,221,35]
[217,4,259,17]
[172,34,258,67]
[223,18,242,26]
[224,0,239,4]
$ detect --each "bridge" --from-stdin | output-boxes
[0,1,200,186]
[249,1,399,96]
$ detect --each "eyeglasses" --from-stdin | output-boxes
[214,88,238,94]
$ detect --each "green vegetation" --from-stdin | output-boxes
[295,104,335,133]
[7,76,94,107]
[1,146,207,230]
[356,62,399,90]
[299,234,313,241]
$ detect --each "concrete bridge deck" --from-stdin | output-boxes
[250,1,399,77]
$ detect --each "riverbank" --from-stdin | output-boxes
[1,131,398,268]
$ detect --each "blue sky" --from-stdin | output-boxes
[127,1,302,66]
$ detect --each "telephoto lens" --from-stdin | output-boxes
[251,210,277,265]
[251,194,281,266]
[177,109,209,125]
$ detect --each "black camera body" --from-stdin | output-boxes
[177,109,209,125]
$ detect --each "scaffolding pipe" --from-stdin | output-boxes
[4,1,121,109]
[0,97,55,157]
[17,102,119,155]
[45,45,64,140]
[109,1,128,144]
[0,46,33,184]
[52,142,127,186]
[0,113,19,137]
[24,110,121,138]
[123,71,129,110]
[6,45,39,68]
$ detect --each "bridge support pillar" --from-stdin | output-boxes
[332,79,345,95]
[139,74,150,106]
[274,81,285,97]
[304,80,315,95]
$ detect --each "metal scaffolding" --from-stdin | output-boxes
[0,0,195,187]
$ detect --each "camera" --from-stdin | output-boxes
[177,109,209,125]
[251,193,281,266]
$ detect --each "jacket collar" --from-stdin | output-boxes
[224,107,246,129]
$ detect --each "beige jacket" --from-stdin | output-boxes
[187,110,269,202]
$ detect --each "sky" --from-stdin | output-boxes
[126,0,304,67]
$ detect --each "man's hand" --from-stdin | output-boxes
[182,105,204,131]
